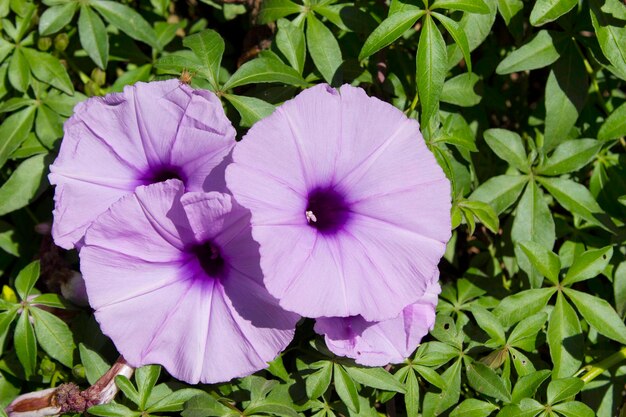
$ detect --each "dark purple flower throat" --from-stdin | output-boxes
[305,187,350,234]
[192,241,226,279]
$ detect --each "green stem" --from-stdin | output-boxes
[580,346,626,384]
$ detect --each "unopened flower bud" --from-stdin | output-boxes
[38,37,52,51]
[91,68,106,87]
[54,33,69,52]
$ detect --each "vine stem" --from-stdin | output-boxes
[579,346,626,384]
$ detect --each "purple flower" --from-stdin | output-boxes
[226,84,451,321]
[49,80,235,249]
[79,180,299,384]
[314,274,440,366]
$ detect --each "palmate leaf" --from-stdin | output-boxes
[91,0,159,49]
[496,30,564,74]
[183,30,224,90]
[530,0,578,26]
[589,0,626,81]
[0,153,49,216]
[39,2,78,36]
[563,288,626,344]
[30,306,75,368]
[276,19,306,74]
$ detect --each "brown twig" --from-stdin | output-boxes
[6,357,134,416]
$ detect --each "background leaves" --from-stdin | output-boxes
[1,0,626,416]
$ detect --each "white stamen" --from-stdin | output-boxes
[306,210,317,223]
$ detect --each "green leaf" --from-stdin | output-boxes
[30,306,74,367]
[414,365,446,390]
[446,0,497,68]
[494,287,556,327]
[223,94,276,128]
[562,246,612,285]
[22,48,74,95]
[440,72,480,106]
[469,175,528,215]
[14,310,37,378]
[0,221,19,256]
[512,181,556,287]
[305,361,332,399]
[39,2,78,35]
[257,0,303,24]
[245,403,299,417]
[538,139,601,176]
[31,294,68,309]
[0,154,49,216]
[496,30,562,74]
[450,398,498,417]
[0,307,19,355]
[183,30,224,89]
[508,312,548,351]
[552,401,595,417]
[530,0,577,26]
[181,393,232,417]
[415,341,460,367]
[358,9,423,60]
[543,48,588,150]
[589,0,626,81]
[14,261,40,300]
[91,0,159,48]
[79,343,110,384]
[547,292,582,378]
[484,128,529,172]
[431,0,490,14]
[598,101,626,140]
[223,57,307,90]
[333,364,359,412]
[88,403,142,417]
[466,361,511,402]
[546,377,584,404]
[8,48,30,92]
[498,398,544,417]
[564,288,626,344]
[345,366,405,393]
[276,19,306,74]
[115,375,140,406]
[36,104,63,147]
[147,389,204,413]
[511,370,551,404]
[417,15,447,125]
[136,365,161,409]
[306,14,343,84]
[404,368,420,417]
[0,38,14,64]
[470,304,505,345]
[537,176,613,231]
[422,358,462,415]
[498,0,524,25]
[78,5,109,69]
[615,261,626,317]
[458,200,499,233]
[517,241,561,284]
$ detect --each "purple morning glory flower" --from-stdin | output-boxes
[49,80,236,249]
[314,274,440,366]
[79,180,299,384]
[226,84,451,321]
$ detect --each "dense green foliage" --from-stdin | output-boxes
[0,0,626,415]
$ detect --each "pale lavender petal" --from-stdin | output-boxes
[227,83,450,320]
[50,80,235,249]
[180,192,300,328]
[82,182,296,384]
[315,276,441,366]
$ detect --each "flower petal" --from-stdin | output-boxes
[315,275,440,366]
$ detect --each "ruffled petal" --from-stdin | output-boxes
[82,181,296,384]
[315,276,440,366]
[50,80,235,249]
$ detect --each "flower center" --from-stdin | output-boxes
[305,187,350,234]
[141,165,185,185]
[192,241,226,279]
